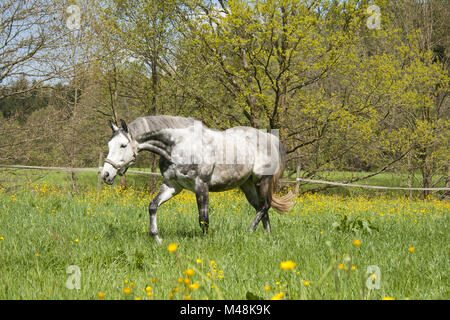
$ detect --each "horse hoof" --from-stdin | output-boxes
[150,233,163,244]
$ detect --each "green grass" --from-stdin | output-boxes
[0,180,448,300]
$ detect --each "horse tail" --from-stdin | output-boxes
[270,140,296,213]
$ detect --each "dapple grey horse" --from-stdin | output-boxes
[101,116,294,243]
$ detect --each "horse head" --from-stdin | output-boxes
[101,119,137,185]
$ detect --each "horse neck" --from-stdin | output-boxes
[134,129,178,146]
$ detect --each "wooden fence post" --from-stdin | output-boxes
[295,165,300,194]
[97,152,103,192]
[71,171,77,193]
[444,163,450,201]
[120,174,127,190]
[407,153,413,200]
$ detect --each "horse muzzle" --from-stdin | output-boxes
[102,171,115,185]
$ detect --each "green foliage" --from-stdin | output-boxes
[331,213,378,235]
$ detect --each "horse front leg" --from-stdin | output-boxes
[149,182,181,244]
[195,179,209,234]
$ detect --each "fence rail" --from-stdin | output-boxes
[280,177,450,191]
[1,164,449,192]
[0,164,159,176]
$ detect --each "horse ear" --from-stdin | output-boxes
[120,119,128,133]
[110,120,119,132]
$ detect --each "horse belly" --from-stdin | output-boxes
[208,164,252,192]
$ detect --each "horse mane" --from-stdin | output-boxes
[128,115,199,141]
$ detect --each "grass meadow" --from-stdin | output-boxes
[0,170,448,300]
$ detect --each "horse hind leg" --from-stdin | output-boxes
[241,177,271,232]
[258,177,272,232]
[195,178,210,234]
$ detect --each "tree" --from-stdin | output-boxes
[383,0,449,196]
[97,0,181,115]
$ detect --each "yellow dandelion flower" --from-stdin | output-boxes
[124,280,129,284]
[381,296,395,300]
[280,260,296,271]
[353,239,361,247]
[264,285,270,291]
[172,287,179,292]
[196,259,202,264]
[408,246,415,253]
[35,253,39,258]
[168,293,174,299]
[123,287,131,294]
[167,243,178,253]
[74,239,79,243]
[147,292,153,297]
[189,282,200,290]
[130,282,136,288]
[184,296,191,300]
[145,286,152,292]
[271,292,284,300]
[351,266,356,271]
[303,281,310,286]
[184,278,191,285]
[185,269,195,277]
[151,278,158,283]
[0,236,4,240]
[135,297,142,300]
[98,292,105,299]
[338,263,344,270]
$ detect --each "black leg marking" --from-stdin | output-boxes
[195,178,209,234]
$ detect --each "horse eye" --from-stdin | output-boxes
[120,144,127,148]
